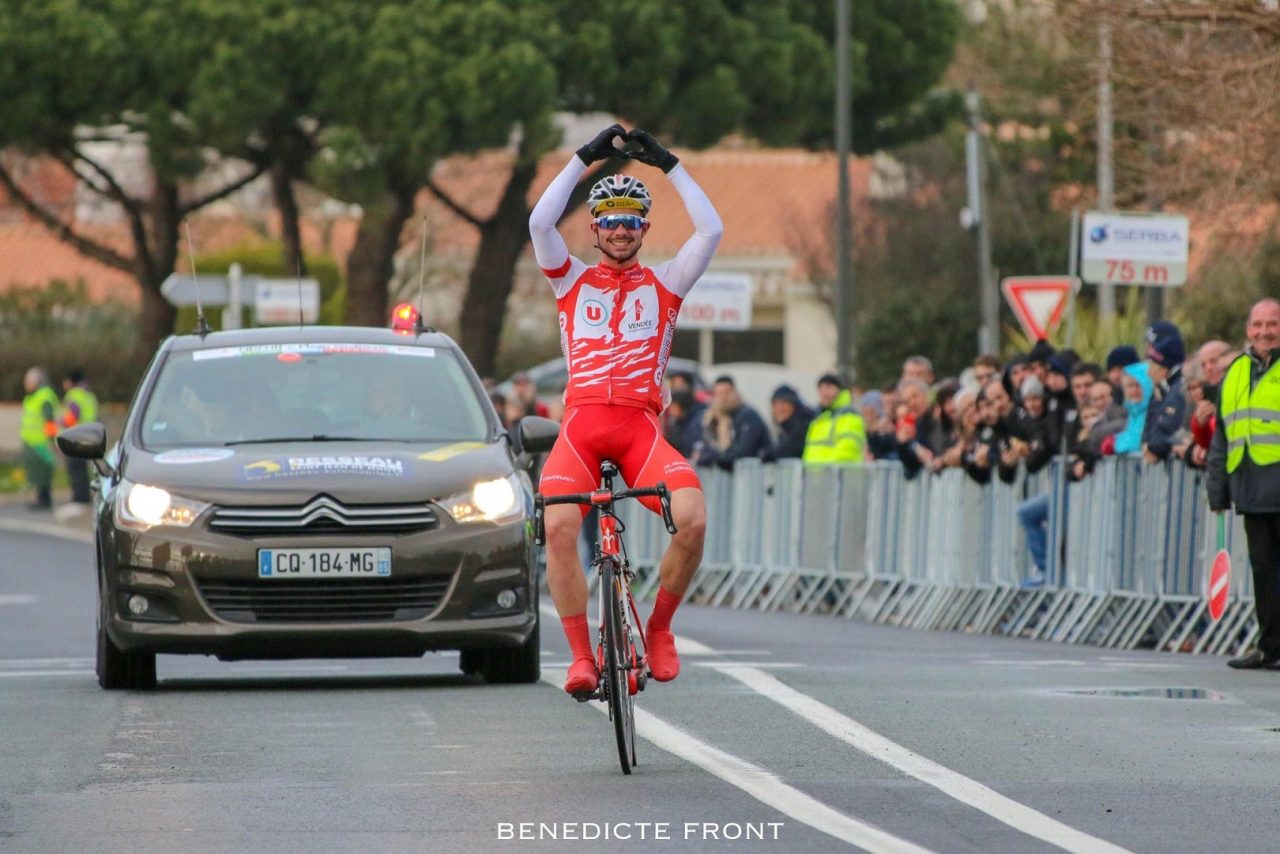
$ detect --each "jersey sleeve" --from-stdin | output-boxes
[652,163,723,298]
[529,155,589,298]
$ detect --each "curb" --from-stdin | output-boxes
[0,516,93,545]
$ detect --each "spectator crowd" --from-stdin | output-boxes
[478,319,1227,587]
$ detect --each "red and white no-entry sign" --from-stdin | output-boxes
[1001,276,1078,341]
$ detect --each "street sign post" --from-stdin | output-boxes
[161,271,321,326]
[254,279,321,325]
[1001,276,1078,341]
[1080,211,1189,287]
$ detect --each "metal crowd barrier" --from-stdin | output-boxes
[615,457,1257,657]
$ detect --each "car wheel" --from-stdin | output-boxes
[96,565,156,691]
[458,649,485,676]
[481,615,541,685]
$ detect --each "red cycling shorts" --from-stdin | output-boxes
[539,403,701,516]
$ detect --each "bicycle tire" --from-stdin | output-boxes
[602,557,636,774]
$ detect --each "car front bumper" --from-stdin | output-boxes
[100,513,539,660]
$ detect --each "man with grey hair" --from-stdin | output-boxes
[895,376,937,477]
[20,367,60,510]
[901,355,934,386]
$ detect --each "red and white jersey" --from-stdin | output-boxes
[541,257,688,413]
[529,156,723,414]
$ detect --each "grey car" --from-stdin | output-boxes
[58,326,559,690]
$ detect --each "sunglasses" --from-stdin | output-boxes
[594,214,647,231]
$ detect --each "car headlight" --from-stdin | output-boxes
[115,480,210,531]
[439,474,523,524]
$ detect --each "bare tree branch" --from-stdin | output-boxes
[65,147,144,213]
[423,177,485,228]
[178,162,268,216]
[0,160,135,273]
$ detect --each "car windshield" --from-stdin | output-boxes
[138,342,492,448]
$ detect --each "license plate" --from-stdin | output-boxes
[258,547,391,578]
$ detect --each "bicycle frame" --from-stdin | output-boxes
[535,461,677,774]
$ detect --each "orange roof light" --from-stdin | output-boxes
[391,302,421,335]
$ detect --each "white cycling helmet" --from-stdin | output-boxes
[587,174,651,217]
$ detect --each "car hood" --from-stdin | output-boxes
[122,440,515,505]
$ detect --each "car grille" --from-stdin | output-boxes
[209,495,438,535]
[196,577,451,623]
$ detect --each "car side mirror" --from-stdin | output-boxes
[516,416,560,454]
[57,423,107,459]
[57,423,114,478]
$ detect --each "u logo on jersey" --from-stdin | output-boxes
[583,299,606,326]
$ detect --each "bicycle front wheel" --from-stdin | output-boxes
[602,557,636,774]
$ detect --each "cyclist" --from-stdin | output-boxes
[529,124,722,695]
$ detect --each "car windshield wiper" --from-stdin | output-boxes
[223,435,403,445]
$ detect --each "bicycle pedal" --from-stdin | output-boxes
[572,690,600,703]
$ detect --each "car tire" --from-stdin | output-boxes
[458,649,485,676]
[480,615,541,685]
[96,563,156,691]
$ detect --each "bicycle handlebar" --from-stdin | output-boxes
[533,483,678,545]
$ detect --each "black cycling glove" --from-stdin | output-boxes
[576,124,626,165]
[624,129,679,173]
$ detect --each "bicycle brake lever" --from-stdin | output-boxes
[659,490,678,535]
[533,496,546,546]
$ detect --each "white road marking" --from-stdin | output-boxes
[0,670,94,678]
[0,657,94,669]
[691,661,801,669]
[538,673,931,853]
[0,517,93,544]
[0,594,40,605]
[711,664,1132,854]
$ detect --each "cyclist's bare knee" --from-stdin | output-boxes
[544,504,585,559]
[670,488,706,547]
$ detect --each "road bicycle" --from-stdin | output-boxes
[534,461,677,774]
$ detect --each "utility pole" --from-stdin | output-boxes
[966,89,997,355]
[834,0,855,382]
[1097,22,1117,321]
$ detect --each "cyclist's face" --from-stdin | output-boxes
[592,215,649,264]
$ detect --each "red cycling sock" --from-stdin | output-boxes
[561,613,594,662]
[647,587,682,634]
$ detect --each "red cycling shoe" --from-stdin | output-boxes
[646,630,680,682]
[564,656,599,695]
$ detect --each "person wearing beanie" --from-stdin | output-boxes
[1011,371,1061,585]
[1141,320,1188,463]
[1020,375,1045,400]
[1105,344,1141,403]
[1027,339,1056,383]
[803,373,867,465]
[762,384,814,462]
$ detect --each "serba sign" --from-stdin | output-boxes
[1081,211,1189,287]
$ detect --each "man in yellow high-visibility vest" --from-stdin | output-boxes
[20,367,60,510]
[61,368,99,505]
[1208,298,1280,669]
[802,373,867,465]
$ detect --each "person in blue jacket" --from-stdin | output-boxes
[694,375,770,471]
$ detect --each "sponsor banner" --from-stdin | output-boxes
[678,273,753,330]
[194,343,435,362]
[153,448,235,464]
[1080,211,1189,286]
[242,455,407,481]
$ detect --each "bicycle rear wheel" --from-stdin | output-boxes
[601,557,636,774]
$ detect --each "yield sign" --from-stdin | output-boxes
[1001,276,1077,341]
